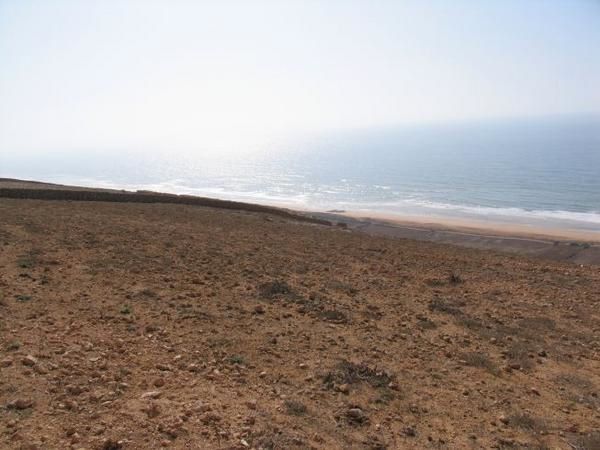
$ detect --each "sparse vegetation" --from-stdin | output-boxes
[507,412,546,431]
[258,280,292,299]
[428,297,465,315]
[449,271,463,284]
[572,432,600,450]
[324,360,393,389]
[284,400,308,416]
[504,342,535,371]
[461,352,499,375]
[318,309,348,323]
[228,354,245,365]
[6,340,21,351]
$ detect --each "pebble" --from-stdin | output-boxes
[336,384,350,394]
[0,358,13,367]
[346,408,366,422]
[7,398,34,410]
[22,355,38,366]
[403,426,417,437]
[141,390,162,399]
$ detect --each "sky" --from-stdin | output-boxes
[1,0,599,154]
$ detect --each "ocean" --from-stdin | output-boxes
[2,116,599,234]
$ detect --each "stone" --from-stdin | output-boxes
[403,426,416,437]
[0,358,13,367]
[7,398,34,410]
[346,408,366,423]
[141,391,162,399]
[22,355,38,366]
[336,384,350,394]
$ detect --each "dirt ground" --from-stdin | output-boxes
[0,199,599,449]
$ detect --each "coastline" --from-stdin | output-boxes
[338,210,600,243]
[1,177,599,264]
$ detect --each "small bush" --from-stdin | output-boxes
[507,413,545,431]
[258,280,292,299]
[284,400,307,416]
[428,298,464,315]
[6,340,21,351]
[318,309,348,323]
[574,432,600,450]
[324,360,393,389]
[461,352,499,375]
[228,355,245,365]
[449,272,463,284]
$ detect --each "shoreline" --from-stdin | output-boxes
[1,177,599,264]
[337,210,600,243]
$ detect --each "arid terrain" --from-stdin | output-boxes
[1,196,599,449]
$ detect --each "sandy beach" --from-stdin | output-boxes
[0,180,599,449]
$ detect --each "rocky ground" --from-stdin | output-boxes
[0,198,599,449]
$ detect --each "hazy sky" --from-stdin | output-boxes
[1,0,599,153]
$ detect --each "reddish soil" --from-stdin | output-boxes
[1,198,599,449]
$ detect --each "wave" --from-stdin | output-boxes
[43,175,600,230]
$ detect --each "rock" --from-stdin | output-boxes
[530,387,540,396]
[0,358,13,367]
[336,383,350,394]
[200,412,222,424]
[153,378,165,388]
[538,350,547,357]
[299,363,308,369]
[499,415,509,425]
[141,390,162,399]
[143,402,161,418]
[22,355,38,366]
[245,400,257,410]
[253,305,265,314]
[7,398,34,410]
[403,426,416,437]
[258,371,267,378]
[66,384,83,395]
[346,407,366,423]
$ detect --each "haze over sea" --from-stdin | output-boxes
[2,115,599,235]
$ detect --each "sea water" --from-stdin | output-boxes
[2,115,599,233]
